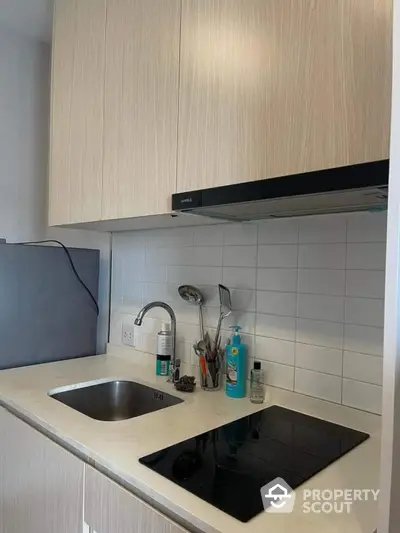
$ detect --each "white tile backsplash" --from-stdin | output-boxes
[345,270,385,299]
[297,269,345,296]
[298,243,346,269]
[222,267,257,290]
[260,361,295,391]
[223,245,257,267]
[223,223,257,245]
[255,336,295,366]
[258,219,298,244]
[296,318,343,349]
[295,343,343,376]
[345,297,384,327]
[343,351,383,386]
[346,242,386,270]
[257,268,298,292]
[343,324,384,356]
[257,290,297,317]
[294,368,342,403]
[342,379,382,414]
[110,212,387,414]
[347,212,387,243]
[258,244,298,268]
[255,314,296,341]
[297,293,344,322]
[299,215,347,243]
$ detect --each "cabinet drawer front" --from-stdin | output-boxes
[85,466,189,533]
[0,408,84,533]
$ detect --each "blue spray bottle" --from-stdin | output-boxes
[226,326,247,398]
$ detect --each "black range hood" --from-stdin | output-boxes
[172,160,389,221]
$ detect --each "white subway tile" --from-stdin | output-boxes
[346,243,386,270]
[298,269,345,296]
[192,246,223,267]
[296,343,342,376]
[258,219,298,244]
[167,265,222,286]
[296,318,343,349]
[297,294,344,323]
[298,244,346,269]
[347,212,387,243]
[255,336,295,365]
[150,246,196,266]
[344,324,383,356]
[119,282,143,308]
[145,227,194,248]
[141,265,167,283]
[257,291,297,317]
[223,223,257,245]
[342,379,382,414]
[230,289,256,311]
[224,311,255,335]
[193,225,225,246]
[345,297,384,327]
[175,322,202,345]
[223,267,256,290]
[258,244,298,268]
[345,270,385,299]
[176,342,191,364]
[223,245,257,267]
[256,314,296,341]
[295,368,341,403]
[343,352,383,385]
[299,215,346,243]
[143,282,173,303]
[260,361,294,391]
[257,268,298,292]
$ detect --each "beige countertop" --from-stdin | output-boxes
[0,345,381,533]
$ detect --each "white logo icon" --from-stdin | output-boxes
[261,478,296,513]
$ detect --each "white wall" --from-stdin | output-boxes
[379,0,400,530]
[110,212,386,415]
[0,27,49,242]
[0,26,111,352]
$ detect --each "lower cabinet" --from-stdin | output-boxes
[85,465,189,533]
[0,407,84,533]
[0,408,190,533]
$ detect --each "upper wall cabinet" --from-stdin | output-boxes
[49,0,180,226]
[49,0,106,226]
[177,0,392,193]
[102,0,181,220]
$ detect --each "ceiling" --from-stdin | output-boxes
[0,0,53,42]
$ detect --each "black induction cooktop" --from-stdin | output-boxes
[139,405,369,523]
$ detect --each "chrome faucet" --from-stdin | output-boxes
[134,302,179,382]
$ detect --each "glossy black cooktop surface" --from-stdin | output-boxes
[139,405,369,523]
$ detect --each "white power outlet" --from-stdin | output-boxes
[122,322,135,347]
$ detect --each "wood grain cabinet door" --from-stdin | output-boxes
[101,0,181,220]
[177,0,392,192]
[85,466,189,533]
[49,0,106,225]
[0,408,84,533]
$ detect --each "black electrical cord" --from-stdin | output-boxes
[16,240,99,316]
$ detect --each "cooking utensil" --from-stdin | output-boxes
[178,285,205,340]
[214,284,232,350]
[193,344,208,377]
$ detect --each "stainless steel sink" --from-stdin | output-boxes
[49,380,183,421]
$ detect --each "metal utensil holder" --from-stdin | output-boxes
[200,351,224,391]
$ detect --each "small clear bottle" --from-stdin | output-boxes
[250,361,265,404]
